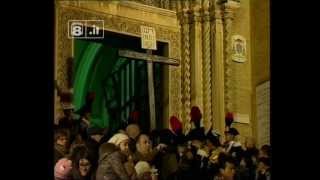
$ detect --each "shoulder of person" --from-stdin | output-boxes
[108,150,126,162]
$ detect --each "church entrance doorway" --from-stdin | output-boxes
[72,30,167,134]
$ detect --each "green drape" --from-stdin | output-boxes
[73,40,118,128]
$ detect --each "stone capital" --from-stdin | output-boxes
[214,10,223,20]
[191,6,203,23]
[182,10,192,25]
[223,0,240,12]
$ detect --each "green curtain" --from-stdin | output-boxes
[73,40,118,128]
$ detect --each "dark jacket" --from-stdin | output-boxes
[132,149,159,165]
[186,127,206,141]
[128,138,137,154]
[174,152,196,180]
[85,137,101,169]
[224,141,244,166]
[255,168,271,180]
[96,143,132,180]
[54,144,67,164]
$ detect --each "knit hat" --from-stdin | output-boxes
[170,116,182,134]
[54,158,73,180]
[190,106,202,122]
[134,161,151,176]
[108,133,129,146]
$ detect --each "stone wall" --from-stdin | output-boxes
[226,0,269,144]
[230,0,253,143]
[250,0,270,143]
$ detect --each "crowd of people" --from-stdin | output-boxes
[54,97,271,180]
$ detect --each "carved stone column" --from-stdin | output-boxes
[170,0,176,11]
[202,0,213,131]
[180,0,192,134]
[190,0,204,118]
[222,0,240,113]
[211,3,225,135]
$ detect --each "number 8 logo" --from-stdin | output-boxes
[71,23,83,36]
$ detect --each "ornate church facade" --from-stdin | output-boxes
[54,0,269,146]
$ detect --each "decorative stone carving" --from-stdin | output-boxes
[189,0,204,118]
[202,0,213,131]
[179,0,192,134]
[222,0,240,113]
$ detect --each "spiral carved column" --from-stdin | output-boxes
[180,1,192,134]
[202,0,213,130]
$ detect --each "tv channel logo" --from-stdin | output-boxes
[68,20,104,39]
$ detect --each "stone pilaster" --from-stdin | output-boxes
[190,0,204,118]
[202,0,213,131]
[211,3,225,135]
[222,0,240,113]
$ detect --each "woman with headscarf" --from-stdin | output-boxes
[96,133,137,180]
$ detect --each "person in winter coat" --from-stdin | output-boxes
[132,134,167,165]
[223,128,243,166]
[85,127,105,170]
[255,157,271,180]
[69,145,95,180]
[237,155,256,180]
[54,129,69,164]
[213,154,237,180]
[243,137,259,165]
[96,133,136,180]
[157,116,185,180]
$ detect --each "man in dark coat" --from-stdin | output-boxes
[223,128,244,166]
[54,129,69,164]
[256,157,271,180]
[85,127,104,171]
[157,116,187,180]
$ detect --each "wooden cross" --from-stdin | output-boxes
[118,49,179,130]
